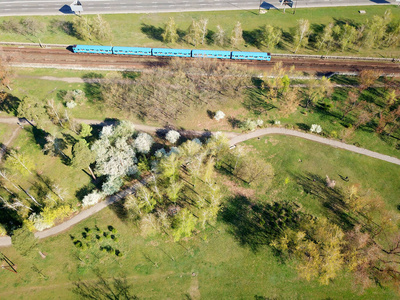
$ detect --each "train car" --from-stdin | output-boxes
[112,46,152,56]
[192,49,231,59]
[152,48,192,57]
[72,45,113,54]
[231,51,271,61]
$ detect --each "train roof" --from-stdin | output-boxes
[231,51,271,56]
[74,45,113,50]
[113,46,152,51]
[192,49,231,55]
[152,48,192,53]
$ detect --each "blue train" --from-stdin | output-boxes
[71,44,271,61]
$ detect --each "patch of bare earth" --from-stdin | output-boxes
[223,179,255,198]
[188,276,201,300]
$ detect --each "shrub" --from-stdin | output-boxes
[82,190,104,207]
[214,110,225,121]
[166,130,180,144]
[310,124,322,134]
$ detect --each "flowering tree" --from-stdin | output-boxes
[82,190,104,207]
[214,110,225,121]
[134,132,154,154]
[310,124,322,134]
[91,121,138,177]
[166,130,180,144]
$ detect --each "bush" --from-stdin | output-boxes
[214,110,225,121]
[82,190,104,207]
[166,130,180,144]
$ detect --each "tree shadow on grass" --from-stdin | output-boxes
[220,195,302,253]
[291,172,356,231]
[243,87,276,115]
[0,93,21,116]
[72,271,138,300]
[141,23,164,42]
[82,73,105,103]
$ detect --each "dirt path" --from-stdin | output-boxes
[0,119,399,247]
[0,125,20,161]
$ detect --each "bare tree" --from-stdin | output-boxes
[230,21,245,48]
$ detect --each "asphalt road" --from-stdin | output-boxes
[0,0,396,16]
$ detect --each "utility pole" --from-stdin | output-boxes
[293,0,298,14]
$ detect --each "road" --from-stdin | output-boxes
[0,0,396,17]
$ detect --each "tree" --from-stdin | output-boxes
[91,122,138,177]
[185,20,201,46]
[294,19,310,53]
[11,226,38,257]
[198,18,208,45]
[162,17,179,43]
[134,132,154,154]
[17,97,49,129]
[213,25,226,47]
[0,58,13,90]
[214,110,225,121]
[334,23,357,52]
[230,21,245,48]
[72,16,92,40]
[272,217,345,285]
[43,134,68,160]
[6,149,34,175]
[166,130,180,144]
[341,89,365,121]
[20,18,46,43]
[82,190,104,207]
[71,139,96,180]
[260,24,282,50]
[279,87,300,117]
[317,23,334,52]
[91,14,113,41]
[359,69,380,91]
[172,208,197,241]
[304,76,333,108]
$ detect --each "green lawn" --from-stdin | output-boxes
[246,135,400,213]
[0,6,399,57]
[0,134,399,299]
[0,123,18,145]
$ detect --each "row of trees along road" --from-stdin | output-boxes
[161,10,399,53]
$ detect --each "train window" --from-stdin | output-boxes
[139,51,142,53]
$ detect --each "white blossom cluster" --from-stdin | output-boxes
[66,100,77,109]
[166,130,180,144]
[92,122,138,177]
[134,132,154,154]
[28,213,52,231]
[82,190,104,207]
[214,110,225,121]
[310,124,322,134]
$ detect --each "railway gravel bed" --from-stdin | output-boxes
[2,47,400,75]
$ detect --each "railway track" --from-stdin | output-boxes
[1,46,400,74]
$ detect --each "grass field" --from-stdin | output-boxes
[0,6,399,57]
[0,135,399,299]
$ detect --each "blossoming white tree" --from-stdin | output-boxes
[214,110,225,121]
[166,130,180,144]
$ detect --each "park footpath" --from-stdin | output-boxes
[0,118,399,247]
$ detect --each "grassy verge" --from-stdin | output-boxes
[0,134,399,299]
[0,6,399,57]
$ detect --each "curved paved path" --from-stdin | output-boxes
[0,121,399,247]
